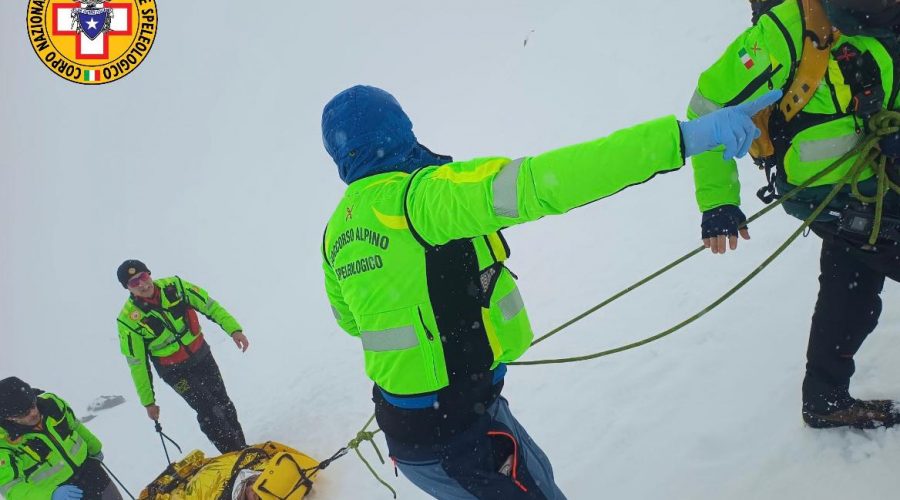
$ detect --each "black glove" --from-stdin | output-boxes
[702,205,748,239]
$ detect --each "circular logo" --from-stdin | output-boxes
[27,0,157,85]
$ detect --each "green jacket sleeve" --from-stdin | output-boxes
[406,115,684,245]
[72,418,102,457]
[688,14,793,211]
[178,277,243,335]
[322,258,360,336]
[118,315,156,406]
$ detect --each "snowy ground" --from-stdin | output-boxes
[2,1,898,499]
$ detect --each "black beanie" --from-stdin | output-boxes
[0,377,37,419]
[117,259,150,288]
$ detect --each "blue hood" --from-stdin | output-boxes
[322,85,452,184]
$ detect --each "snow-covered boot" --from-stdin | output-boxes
[803,399,900,429]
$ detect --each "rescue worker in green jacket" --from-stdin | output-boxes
[116,260,249,453]
[320,84,780,499]
[0,377,121,500]
[687,0,900,428]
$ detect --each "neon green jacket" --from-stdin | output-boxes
[688,0,897,213]
[323,115,684,395]
[0,393,102,500]
[117,276,242,406]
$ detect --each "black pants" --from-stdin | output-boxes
[803,223,900,412]
[66,458,122,500]
[158,350,246,453]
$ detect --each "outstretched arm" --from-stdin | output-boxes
[407,116,685,246]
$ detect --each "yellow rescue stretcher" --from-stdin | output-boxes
[139,441,320,500]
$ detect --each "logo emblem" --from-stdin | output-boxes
[130,311,141,321]
[345,206,354,221]
[738,47,755,70]
[836,46,857,62]
[26,0,158,84]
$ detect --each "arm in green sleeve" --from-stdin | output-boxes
[407,115,685,246]
[178,277,243,334]
[73,419,102,457]
[688,16,793,211]
[322,258,359,336]
[118,319,156,406]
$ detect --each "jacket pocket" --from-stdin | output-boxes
[357,305,446,395]
[482,267,533,366]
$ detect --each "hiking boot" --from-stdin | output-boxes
[803,399,900,429]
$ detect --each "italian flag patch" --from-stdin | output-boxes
[738,48,755,69]
[83,70,100,82]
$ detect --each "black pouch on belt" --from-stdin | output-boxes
[838,201,900,243]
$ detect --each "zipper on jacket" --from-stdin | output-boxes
[417,307,435,341]
[725,64,784,107]
[417,306,441,386]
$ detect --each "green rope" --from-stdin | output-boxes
[847,111,900,244]
[530,130,874,348]
[346,413,396,498]
[514,112,896,365]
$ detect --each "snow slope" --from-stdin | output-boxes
[2,0,898,498]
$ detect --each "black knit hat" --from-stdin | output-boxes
[117,259,150,288]
[0,377,37,419]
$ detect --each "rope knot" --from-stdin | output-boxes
[349,430,377,449]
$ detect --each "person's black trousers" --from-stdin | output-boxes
[158,349,247,453]
[66,457,122,500]
[803,223,900,412]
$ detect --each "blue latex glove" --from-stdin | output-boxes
[52,485,84,500]
[680,89,783,160]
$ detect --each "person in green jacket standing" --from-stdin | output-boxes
[687,0,899,428]
[0,377,121,500]
[116,259,249,453]
[320,84,779,499]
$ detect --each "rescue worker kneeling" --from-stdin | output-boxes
[139,441,318,500]
[0,377,121,500]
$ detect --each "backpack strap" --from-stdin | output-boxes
[780,0,838,121]
[753,0,837,203]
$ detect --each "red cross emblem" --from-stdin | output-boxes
[836,46,856,62]
[52,2,133,60]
